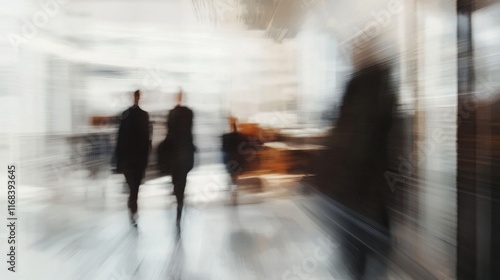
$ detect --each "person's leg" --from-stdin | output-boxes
[125,168,142,225]
[172,153,193,226]
[354,243,367,280]
[173,170,187,224]
[124,171,136,213]
[230,173,238,205]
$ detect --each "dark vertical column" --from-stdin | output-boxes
[491,105,500,278]
[456,0,477,279]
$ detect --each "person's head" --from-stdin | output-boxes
[229,116,237,132]
[133,89,141,106]
[176,89,183,105]
[350,34,396,71]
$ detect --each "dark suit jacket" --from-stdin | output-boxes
[222,131,245,175]
[316,63,396,230]
[166,105,195,157]
[115,105,150,171]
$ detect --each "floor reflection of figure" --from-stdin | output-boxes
[166,235,185,280]
[226,207,266,279]
[116,231,141,279]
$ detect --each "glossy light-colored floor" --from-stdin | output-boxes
[5,202,343,279]
[0,164,410,280]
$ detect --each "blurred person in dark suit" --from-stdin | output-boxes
[165,90,195,228]
[115,89,151,227]
[221,116,245,203]
[315,48,398,278]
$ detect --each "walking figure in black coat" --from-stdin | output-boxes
[165,90,195,228]
[115,90,151,227]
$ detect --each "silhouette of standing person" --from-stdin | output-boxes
[315,52,397,278]
[221,116,244,204]
[115,90,151,227]
[166,90,195,228]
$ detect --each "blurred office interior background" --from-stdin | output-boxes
[0,0,500,279]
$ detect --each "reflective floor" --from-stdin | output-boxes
[0,165,412,280]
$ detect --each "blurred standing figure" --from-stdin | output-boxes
[222,116,243,184]
[315,59,397,279]
[222,116,244,203]
[115,90,151,227]
[166,90,195,227]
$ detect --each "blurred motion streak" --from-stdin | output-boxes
[1,0,500,279]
